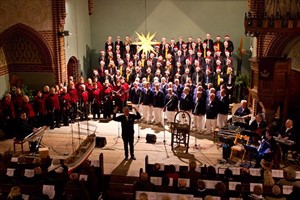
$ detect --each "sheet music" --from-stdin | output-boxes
[204,180,219,189]
[155,192,177,200]
[6,168,15,177]
[218,168,226,174]
[150,177,162,186]
[232,115,246,124]
[194,198,203,200]
[79,174,88,181]
[178,178,190,187]
[11,157,18,162]
[229,167,241,175]
[24,169,34,178]
[212,196,221,200]
[90,159,100,167]
[229,182,241,191]
[195,166,201,173]
[135,191,157,200]
[43,185,55,199]
[22,194,29,200]
[296,171,300,179]
[174,164,180,172]
[169,178,173,186]
[159,163,165,171]
[250,183,263,192]
[250,168,261,176]
[282,185,293,195]
[272,169,284,178]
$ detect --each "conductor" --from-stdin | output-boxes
[113,106,141,160]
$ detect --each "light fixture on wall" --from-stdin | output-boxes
[58,30,72,37]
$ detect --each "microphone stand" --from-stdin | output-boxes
[136,92,143,139]
[163,97,173,144]
[137,95,142,139]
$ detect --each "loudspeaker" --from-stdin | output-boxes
[96,137,107,148]
[146,134,157,143]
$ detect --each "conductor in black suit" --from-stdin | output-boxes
[113,107,141,160]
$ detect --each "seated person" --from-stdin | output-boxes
[166,164,179,185]
[155,175,174,193]
[182,160,201,190]
[276,169,300,187]
[223,168,234,182]
[135,172,155,191]
[277,119,297,161]
[211,182,229,199]
[15,111,39,152]
[194,180,208,198]
[265,185,286,200]
[248,185,264,200]
[250,113,267,143]
[263,170,275,187]
[253,128,277,168]
[233,100,251,128]
[176,178,190,194]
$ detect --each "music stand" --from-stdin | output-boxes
[242,144,257,168]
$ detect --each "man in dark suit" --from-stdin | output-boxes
[250,113,267,140]
[203,33,214,53]
[113,107,141,160]
[217,89,229,128]
[224,35,234,54]
[205,93,218,134]
[16,111,38,152]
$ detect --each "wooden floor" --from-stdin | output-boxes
[1,106,299,177]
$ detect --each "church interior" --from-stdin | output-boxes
[1,0,300,200]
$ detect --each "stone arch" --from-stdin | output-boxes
[0,23,54,72]
[264,32,300,57]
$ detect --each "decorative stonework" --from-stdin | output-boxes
[289,39,300,72]
[5,33,42,64]
[0,23,54,74]
[0,0,52,32]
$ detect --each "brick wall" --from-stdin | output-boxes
[0,0,68,85]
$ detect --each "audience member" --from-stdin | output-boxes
[265,185,286,200]
[156,175,174,193]
[194,179,208,198]
[213,182,229,199]
[7,186,23,200]
[277,169,300,187]
[223,168,234,182]
[135,172,155,191]
[166,164,179,183]
[182,160,201,191]
[248,185,265,200]
[263,170,275,187]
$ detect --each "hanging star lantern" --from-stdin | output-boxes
[132,32,160,56]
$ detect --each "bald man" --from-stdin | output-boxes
[278,119,296,161]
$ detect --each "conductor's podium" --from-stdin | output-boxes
[170,111,191,153]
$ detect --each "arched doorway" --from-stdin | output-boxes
[67,56,79,82]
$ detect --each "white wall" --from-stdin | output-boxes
[65,0,92,77]
[0,74,9,98]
